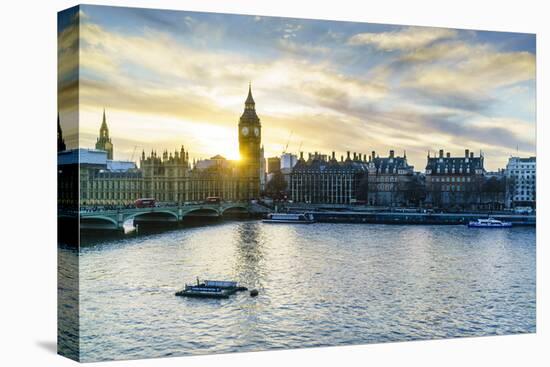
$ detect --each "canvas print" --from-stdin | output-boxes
[57,4,536,362]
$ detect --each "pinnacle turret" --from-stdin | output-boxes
[245,82,255,109]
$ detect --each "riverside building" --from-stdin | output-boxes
[425,149,485,209]
[505,156,536,208]
[289,151,369,204]
[367,150,414,207]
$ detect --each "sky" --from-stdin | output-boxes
[58,5,536,171]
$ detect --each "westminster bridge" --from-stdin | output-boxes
[66,202,270,231]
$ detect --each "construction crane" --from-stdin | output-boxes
[282,131,293,154]
[129,145,141,162]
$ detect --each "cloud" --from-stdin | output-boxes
[77,21,387,117]
[281,23,302,39]
[403,50,535,91]
[348,26,457,51]
[277,39,330,55]
[397,45,535,113]
[72,13,535,171]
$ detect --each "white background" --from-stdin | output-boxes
[0,0,548,366]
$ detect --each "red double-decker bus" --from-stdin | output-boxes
[134,198,156,208]
[205,196,222,204]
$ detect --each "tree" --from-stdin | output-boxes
[356,173,369,202]
[266,170,287,199]
[404,175,426,207]
[482,176,506,210]
[505,176,517,208]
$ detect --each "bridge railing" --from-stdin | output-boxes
[79,202,251,216]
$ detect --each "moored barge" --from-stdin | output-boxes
[262,213,315,224]
[175,279,248,298]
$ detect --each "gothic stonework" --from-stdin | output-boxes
[238,83,262,200]
[95,109,114,159]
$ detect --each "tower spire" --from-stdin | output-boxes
[57,113,66,152]
[96,108,113,159]
[245,82,255,108]
[101,108,107,128]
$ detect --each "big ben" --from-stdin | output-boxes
[238,83,262,200]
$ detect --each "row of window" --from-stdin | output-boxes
[432,176,472,183]
[435,167,472,174]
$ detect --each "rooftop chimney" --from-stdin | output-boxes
[347,151,351,160]
[332,151,336,160]
[300,151,304,160]
[439,149,444,158]
[470,152,474,158]
[389,150,395,158]
[465,149,469,158]
[371,151,376,161]
[446,152,451,158]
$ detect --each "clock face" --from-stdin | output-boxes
[254,127,260,137]
[241,126,249,136]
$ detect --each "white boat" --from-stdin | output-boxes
[468,218,512,228]
[263,213,315,224]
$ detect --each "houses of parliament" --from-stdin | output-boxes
[58,85,264,206]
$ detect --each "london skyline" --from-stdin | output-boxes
[58,5,536,171]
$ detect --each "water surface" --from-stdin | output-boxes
[63,222,535,361]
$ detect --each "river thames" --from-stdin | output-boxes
[59,222,536,362]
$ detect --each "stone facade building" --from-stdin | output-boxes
[267,157,281,174]
[367,150,414,206]
[87,169,142,205]
[57,149,142,207]
[290,151,369,204]
[139,147,190,203]
[505,156,536,208]
[425,149,485,209]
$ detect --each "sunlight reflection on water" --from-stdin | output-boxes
[63,222,535,362]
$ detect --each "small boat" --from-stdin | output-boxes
[175,279,248,298]
[468,218,512,228]
[262,212,315,224]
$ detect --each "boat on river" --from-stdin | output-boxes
[468,218,512,228]
[262,213,315,224]
[175,279,248,299]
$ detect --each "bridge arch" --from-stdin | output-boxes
[80,215,119,230]
[126,210,179,222]
[183,207,220,218]
[221,205,250,215]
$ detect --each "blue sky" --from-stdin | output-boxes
[58,5,536,170]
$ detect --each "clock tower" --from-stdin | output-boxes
[238,83,262,200]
